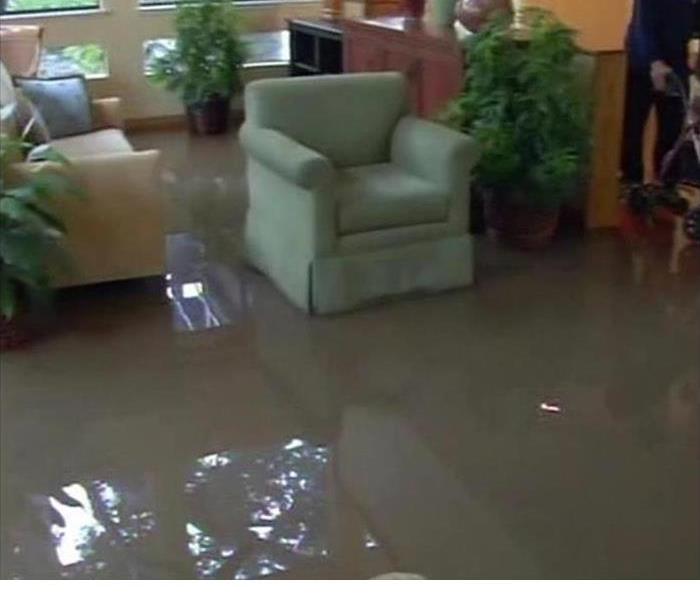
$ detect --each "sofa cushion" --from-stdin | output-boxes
[50,128,133,159]
[14,75,93,139]
[337,163,449,235]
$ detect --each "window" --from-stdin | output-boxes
[40,43,108,78]
[1,1,100,15]
[143,31,288,74]
[139,1,292,6]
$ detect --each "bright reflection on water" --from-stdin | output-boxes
[10,478,158,578]
[49,484,106,567]
[7,439,382,579]
[184,438,333,579]
[165,233,254,333]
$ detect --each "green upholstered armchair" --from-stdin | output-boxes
[241,72,480,314]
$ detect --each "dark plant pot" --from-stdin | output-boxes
[186,96,231,135]
[0,315,32,352]
[470,185,487,234]
[404,0,427,20]
[485,193,560,250]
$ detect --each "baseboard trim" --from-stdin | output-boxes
[125,109,245,134]
[125,115,186,133]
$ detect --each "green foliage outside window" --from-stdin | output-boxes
[2,0,99,13]
[47,44,108,77]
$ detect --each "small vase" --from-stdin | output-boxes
[433,0,458,27]
[404,0,427,21]
[456,0,513,33]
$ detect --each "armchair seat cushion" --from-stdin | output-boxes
[338,163,448,235]
[50,128,133,159]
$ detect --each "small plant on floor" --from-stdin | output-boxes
[0,129,76,349]
[446,8,591,248]
[149,0,247,135]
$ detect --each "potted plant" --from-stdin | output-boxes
[150,0,247,136]
[448,8,590,248]
[0,132,75,350]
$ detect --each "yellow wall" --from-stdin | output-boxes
[527,0,633,51]
[1,0,322,120]
[2,1,636,120]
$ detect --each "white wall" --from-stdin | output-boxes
[1,0,322,120]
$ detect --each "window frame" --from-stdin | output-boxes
[0,0,102,17]
[138,0,307,8]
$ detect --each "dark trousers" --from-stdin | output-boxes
[620,66,686,184]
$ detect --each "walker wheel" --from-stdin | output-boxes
[684,208,700,242]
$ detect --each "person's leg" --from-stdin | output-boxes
[654,89,687,184]
[621,66,654,184]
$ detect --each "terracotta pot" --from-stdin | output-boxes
[186,96,231,135]
[403,0,427,20]
[0,315,31,352]
[456,0,513,32]
[485,194,560,249]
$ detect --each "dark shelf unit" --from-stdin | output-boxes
[288,19,343,77]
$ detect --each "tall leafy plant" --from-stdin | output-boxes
[0,130,76,320]
[149,0,247,107]
[449,9,591,206]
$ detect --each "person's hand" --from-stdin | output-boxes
[651,60,673,92]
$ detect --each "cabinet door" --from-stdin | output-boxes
[345,34,388,73]
[385,47,423,114]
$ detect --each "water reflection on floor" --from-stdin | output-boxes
[1,130,698,579]
[5,437,389,580]
[166,233,254,332]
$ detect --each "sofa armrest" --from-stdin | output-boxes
[240,123,333,190]
[391,116,480,191]
[14,149,160,192]
[91,97,125,130]
[63,149,161,194]
[14,150,165,286]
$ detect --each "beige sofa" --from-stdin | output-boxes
[1,63,165,288]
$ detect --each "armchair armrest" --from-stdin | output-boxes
[91,97,124,130]
[240,123,334,190]
[391,116,480,190]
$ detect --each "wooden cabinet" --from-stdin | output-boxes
[343,17,465,118]
[289,19,344,77]
[324,0,402,19]
[365,1,402,17]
